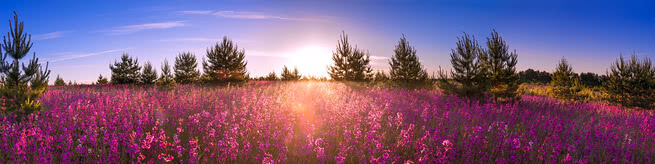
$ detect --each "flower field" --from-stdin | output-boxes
[1,82,654,163]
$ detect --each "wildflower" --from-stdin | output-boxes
[158,153,174,162]
[562,153,571,162]
[335,156,345,164]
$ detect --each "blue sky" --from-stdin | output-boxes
[1,0,654,83]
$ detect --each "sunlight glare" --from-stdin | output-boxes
[287,46,333,78]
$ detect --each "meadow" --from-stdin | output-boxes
[0,82,653,163]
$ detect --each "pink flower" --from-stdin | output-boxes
[562,153,572,162]
[158,153,174,162]
[335,156,345,164]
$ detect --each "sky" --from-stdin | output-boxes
[1,0,654,84]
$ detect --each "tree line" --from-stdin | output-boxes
[96,30,655,110]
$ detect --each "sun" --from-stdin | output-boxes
[287,46,333,77]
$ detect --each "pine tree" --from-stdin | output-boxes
[549,58,583,102]
[603,54,655,109]
[481,30,520,102]
[203,36,248,83]
[140,61,158,84]
[157,59,176,89]
[328,31,373,81]
[0,11,51,118]
[437,33,487,98]
[264,71,278,81]
[389,34,429,83]
[109,53,141,84]
[281,65,301,81]
[96,74,109,84]
[54,75,66,86]
[174,52,200,84]
[373,70,389,83]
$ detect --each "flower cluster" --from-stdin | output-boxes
[0,82,653,163]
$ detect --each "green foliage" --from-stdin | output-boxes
[328,31,373,81]
[96,74,109,84]
[603,54,655,109]
[174,52,200,84]
[389,34,430,88]
[157,59,176,89]
[140,61,158,84]
[202,36,248,83]
[480,30,520,102]
[54,75,66,86]
[549,58,584,102]
[0,11,51,119]
[579,72,606,87]
[518,69,551,84]
[281,65,301,81]
[264,71,278,81]
[373,70,389,83]
[438,32,487,99]
[110,53,141,84]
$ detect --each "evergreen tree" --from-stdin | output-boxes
[140,61,158,84]
[157,59,176,89]
[579,72,605,87]
[96,74,109,84]
[389,34,429,84]
[0,11,51,118]
[54,75,66,86]
[437,33,487,98]
[264,71,278,81]
[328,31,373,81]
[480,30,520,102]
[203,36,248,83]
[109,53,141,84]
[518,69,552,84]
[174,52,200,84]
[373,70,390,83]
[281,65,301,81]
[603,54,655,109]
[549,58,583,102]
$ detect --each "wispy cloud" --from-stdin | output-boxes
[109,21,185,35]
[178,10,214,15]
[34,31,70,40]
[178,10,314,21]
[45,48,130,63]
[156,37,217,42]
